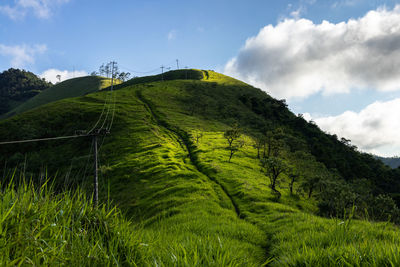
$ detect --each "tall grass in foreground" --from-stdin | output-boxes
[0,179,148,266]
[0,178,263,266]
[262,204,400,266]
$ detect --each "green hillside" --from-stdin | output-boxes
[0,69,399,265]
[0,68,52,116]
[3,76,116,118]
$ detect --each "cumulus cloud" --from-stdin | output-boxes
[310,98,400,157]
[40,69,88,84]
[0,43,46,68]
[225,5,400,100]
[0,0,69,19]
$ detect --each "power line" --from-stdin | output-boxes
[119,59,179,75]
[0,61,120,208]
[118,65,160,74]
[107,62,118,132]
[0,134,88,146]
[86,75,114,135]
[86,90,112,135]
[107,88,117,132]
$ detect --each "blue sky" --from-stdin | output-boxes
[1,0,400,156]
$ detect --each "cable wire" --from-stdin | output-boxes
[0,134,88,145]
[119,65,160,74]
[107,88,117,132]
[86,88,113,135]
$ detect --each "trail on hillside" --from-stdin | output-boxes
[136,87,274,265]
[135,89,242,217]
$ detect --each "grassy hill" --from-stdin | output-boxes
[0,68,52,116]
[0,69,399,265]
[2,76,117,118]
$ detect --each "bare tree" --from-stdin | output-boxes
[99,64,105,76]
[224,124,243,162]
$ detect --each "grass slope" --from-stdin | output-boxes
[3,76,116,118]
[0,179,147,265]
[0,70,399,265]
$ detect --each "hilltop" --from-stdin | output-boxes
[0,69,399,265]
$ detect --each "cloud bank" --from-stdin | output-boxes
[0,43,46,68]
[225,5,400,100]
[308,98,400,157]
[0,0,69,19]
[40,69,87,84]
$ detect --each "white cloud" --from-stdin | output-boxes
[40,69,88,84]
[0,43,46,68]
[311,98,400,157]
[225,5,400,100]
[167,30,177,41]
[0,0,69,20]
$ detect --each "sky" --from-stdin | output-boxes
[1,0,400,157]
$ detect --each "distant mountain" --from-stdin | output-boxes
[375,155,400,168]
[0,68,52,115]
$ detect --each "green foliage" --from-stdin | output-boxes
[369,194,400,222]
[260,156,288,194]
[317,178,357,217]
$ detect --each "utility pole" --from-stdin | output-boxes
[185,66,188,79]
[161,65,165,81]
[93,134,98,206]
[91,60,116,207]
[176,59,179,70]
[111,61,116,90]
[91,128,109,207]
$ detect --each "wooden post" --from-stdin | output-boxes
[93,134,98,207]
